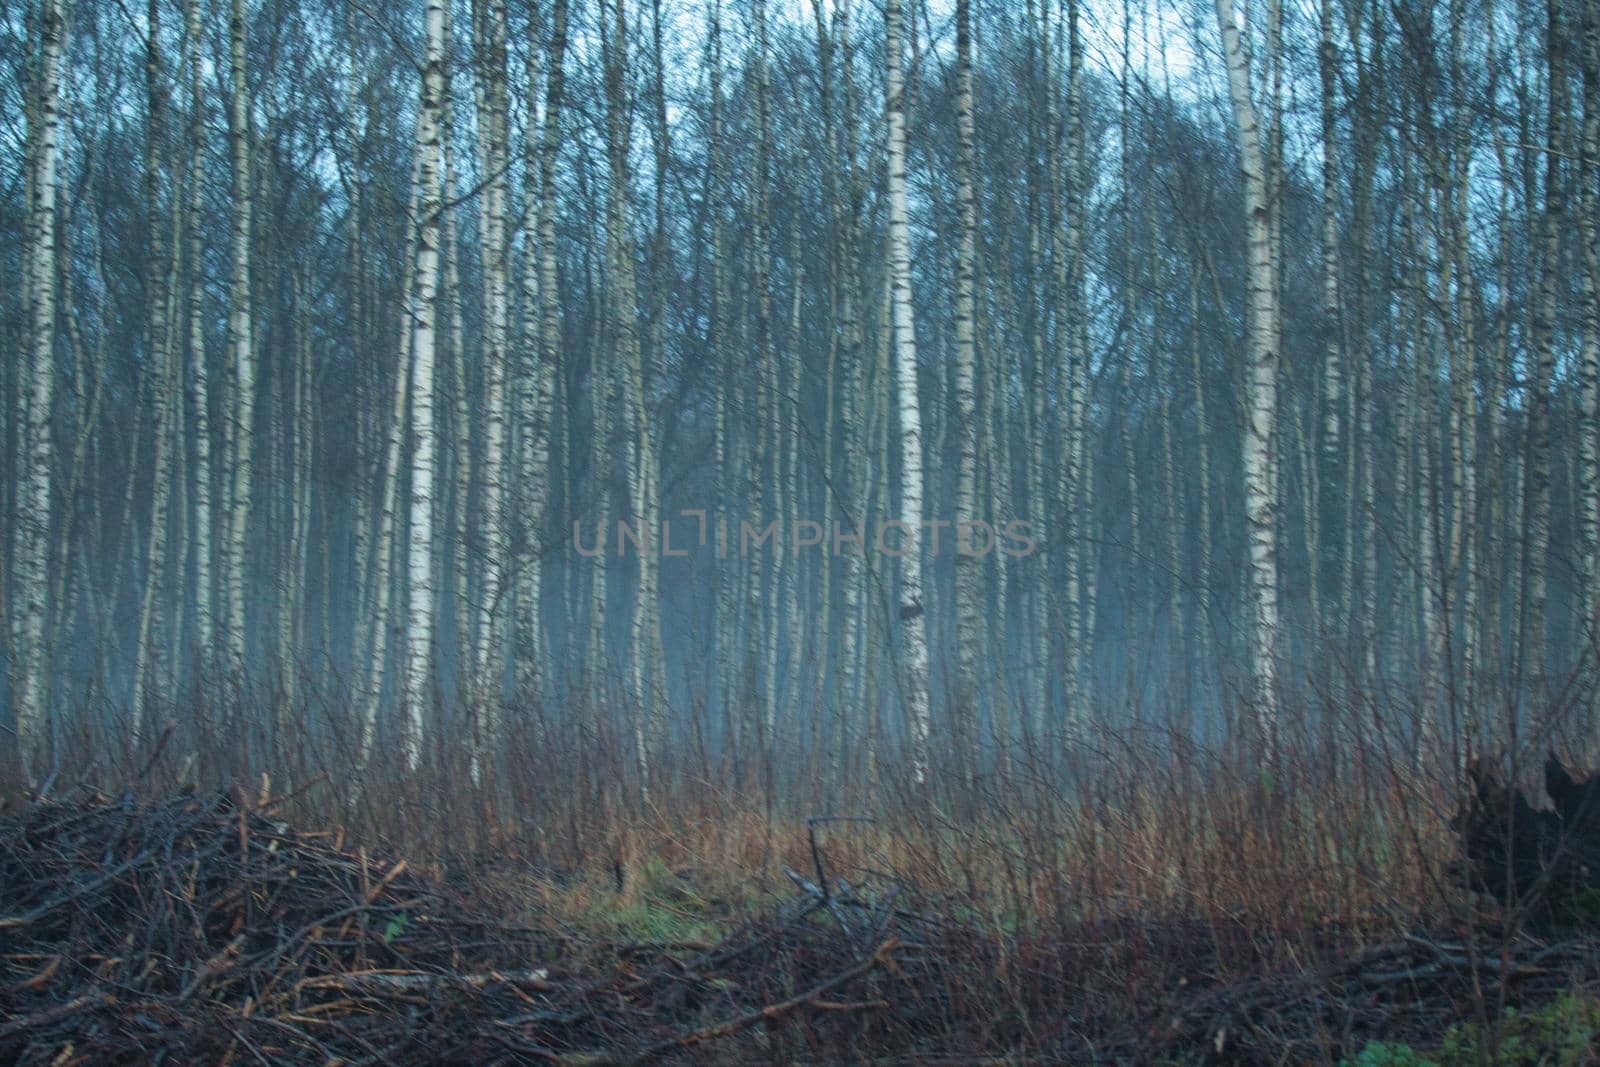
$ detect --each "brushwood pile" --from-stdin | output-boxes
[3,777,1600,1064]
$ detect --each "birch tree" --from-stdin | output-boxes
[132,0,183,735]
[224,0,255,682]
[599,0,663,781]
[402,0,448,767]
[13,0,68,777]
[1060,0,1088,737]
[472,0,512,724]
[1527,0,1565,701]
[184,0,213,667]
[1317,0,1343,631]
[1581,0,1600,643]
[885,0,930,783]
[517,0,569,701]
[951,0,981,765]
[1214,0,1282,735]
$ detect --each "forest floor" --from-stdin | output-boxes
[4,782,1600,1065]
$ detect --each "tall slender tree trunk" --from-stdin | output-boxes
[133,0,175,737]
[1215,0,1282,739]
[836,0,868,774]
[951,0,980,773]
[1446,9,1481,739]
[519,0,567,705]
[600,0,658,784]
[1062,0,1088,737]
[1115,7,1141,703]
[14,0,67,778]
[706,0,737,765]
[1024,0,1050,738]
[402,0,448,768]
[280,269,313,719]
[885,0,930,784]
[807,0,840,767]
[346,9,372,706]
[472,0,512,737]
[1189,270,1212,696]
[647,0,674,753]
[185,0,213,670]
[1317,0,1343,639]
[513,8,542,701]
[984,235,1013,759]
[1580,0,1600,684]
[356,138,424,773]
[443,99,473,677]
[1528,0,1565,702]
[224,0,255,685]
[750,0,780,750]
[1348,14,1380,682]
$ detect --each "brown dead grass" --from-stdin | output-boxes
[32,687,1462,950]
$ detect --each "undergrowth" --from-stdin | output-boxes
[15,684,1600,1061]
[1347,994,1600,1066]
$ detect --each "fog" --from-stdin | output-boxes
[4,0,1596,793]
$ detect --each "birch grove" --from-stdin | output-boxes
[5,0,1600,795]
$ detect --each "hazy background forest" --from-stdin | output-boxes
[3,0,1598,814]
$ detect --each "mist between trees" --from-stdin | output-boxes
[4,0,1599,799]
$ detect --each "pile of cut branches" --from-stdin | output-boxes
[5,791,1600,1065]
[1148,926,1600,1062]
[0,793,913,1064]
[0,791,566,1062]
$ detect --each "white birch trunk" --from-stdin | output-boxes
[133,0,174,737]
[185,0,214,667]
[1215,0,1282,737]
[1062,0,1088,736]
[835,0,866,772]
[15,0,67,772]
[472,0,512,739]
[224,0,255,684]
[133,265,181,738]
[952,0,981,765]
[885,0,930,784]
[525,0,568,701]
[1317,0,1342,633]
[356,139,424,772]
[443,115,473,670]
[401,0,448,769]
[1528,0,1565,701]
[602,0,662,784]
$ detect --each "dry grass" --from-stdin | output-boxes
[14,679,1600,1063]
[31,687,1464,945]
